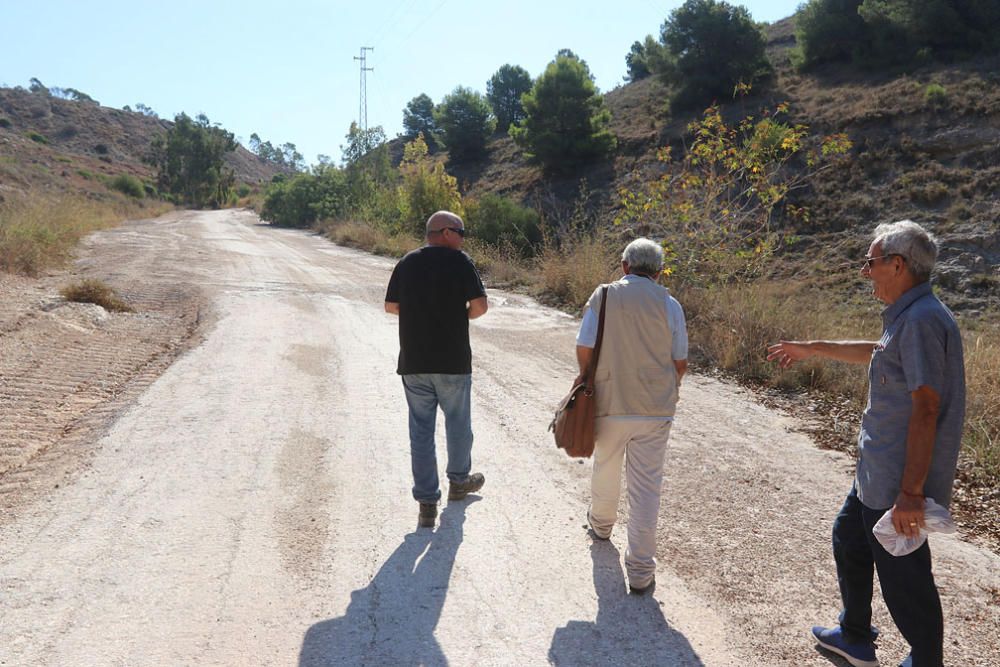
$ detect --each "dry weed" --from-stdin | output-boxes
[677,279,1000,487]
[536,234,620,310]
[963,331,1000,482]
[317,219,420,258]
[60,278,133,312]
[464,239,531,288]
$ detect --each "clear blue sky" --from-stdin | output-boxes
[3,0,801,167]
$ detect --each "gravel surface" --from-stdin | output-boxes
[1,209,997,666]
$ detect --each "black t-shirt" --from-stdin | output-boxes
[385,245,487,375]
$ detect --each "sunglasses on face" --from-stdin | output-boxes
[443,227,465,237]
[862,254,900,270]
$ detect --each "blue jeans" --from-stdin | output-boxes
[401,374,474,503]
[833,487,943,667]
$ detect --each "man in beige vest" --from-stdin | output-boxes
[576,238,688,594]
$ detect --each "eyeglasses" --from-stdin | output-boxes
[443,227,466,237]
[862,254,901,270]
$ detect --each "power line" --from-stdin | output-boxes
[368,0,420,48]
[399,0,450,44]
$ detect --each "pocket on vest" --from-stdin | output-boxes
[638,366,677,410]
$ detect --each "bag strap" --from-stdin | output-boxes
[585,285,609,391]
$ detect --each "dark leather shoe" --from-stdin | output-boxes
[448,472,485,500]
[418,502,437,528]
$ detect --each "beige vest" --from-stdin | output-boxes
[590,277,679,418]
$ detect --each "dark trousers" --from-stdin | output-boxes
[832,487,944,667]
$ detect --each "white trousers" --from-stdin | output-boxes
[588,418,672,589]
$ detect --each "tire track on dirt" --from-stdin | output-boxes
[0,213,207,521]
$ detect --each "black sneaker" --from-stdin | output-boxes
[418,502,437,528]
[448,472,485,501]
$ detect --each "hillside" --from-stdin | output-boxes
[3,21,997,310]
[0,86,285,203]
[450,18,1000,312]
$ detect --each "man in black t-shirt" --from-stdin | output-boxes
[385,210,488,528]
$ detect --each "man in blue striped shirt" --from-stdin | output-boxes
[768,220,964,667]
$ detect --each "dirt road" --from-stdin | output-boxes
[1,210,997,666]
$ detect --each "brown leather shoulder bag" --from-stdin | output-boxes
[549,285,608,458]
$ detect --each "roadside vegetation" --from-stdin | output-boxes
[148,112,238,209]
[0,193,169,276]
[60,278,133,312]
[257,63,999,518]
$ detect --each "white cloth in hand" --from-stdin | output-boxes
[873,497,956,557]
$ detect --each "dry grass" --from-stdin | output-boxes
[60,278,133,312]
[463,239,532,288]
[962,330,1000,483]
[0,193,169,276]
[677,278,1000,489]
[316,219,421,258]
[535,233,621,310]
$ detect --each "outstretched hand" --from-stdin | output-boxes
[766,341,811,369]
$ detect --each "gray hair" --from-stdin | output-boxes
[622,238,664,275]
[873,220,938,282]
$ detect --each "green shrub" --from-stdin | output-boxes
[511,51,616,173]
[860,0,1000,58]
[60,279,133,312]
[28,132,48,144]
[794,0,871,69]
[464,194,542,256]
[625,36,666,82]
[909,180,949,206]
[0,118,12,129]
[617,102,851,286]
[395,135,463,236]
[402,94,441,149]
[486,65,533,133]
[658,0,772,110]
[77,169,94,180]
[261,168,351,228]
[94,143,109,155]
[109,174,145,198]
[148,112,237,208]
[924,83,948,107]
[434,86,495,163]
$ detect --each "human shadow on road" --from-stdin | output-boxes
[548,540,705,667]
[298,499,477,667]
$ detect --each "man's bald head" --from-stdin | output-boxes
[426,211,465,234]
[425,210,466,249]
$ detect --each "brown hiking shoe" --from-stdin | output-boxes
[447,472,485,501]
[418,502,437,528]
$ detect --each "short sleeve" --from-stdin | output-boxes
[667,296,688,360]
[898,315,946,395]
[461,254,487,301]
[385,262,402,303]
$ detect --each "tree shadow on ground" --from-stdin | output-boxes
[548,540,705,667]
[298,499,477,667]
